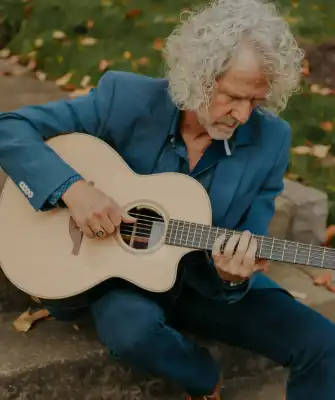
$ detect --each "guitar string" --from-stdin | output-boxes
[120,219,335,257]
[126,211,334,255]
[118,226,335,264]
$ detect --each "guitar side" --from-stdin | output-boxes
[0,133,213,299]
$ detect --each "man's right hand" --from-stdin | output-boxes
[61,180,136,239]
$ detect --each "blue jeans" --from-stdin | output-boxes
[48,281,335,398]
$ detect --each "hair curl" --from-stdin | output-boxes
[163,0,305,114]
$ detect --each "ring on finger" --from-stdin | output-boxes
[95,229,106,238]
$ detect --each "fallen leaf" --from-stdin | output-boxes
[55,72,73,87]
[320,121,333,132]
[100,0,113,6]
[288,291,307,300]
[27,59,36,71]
[68,87,93,98]
[320,87,332,96]
[125,9,142,19]
[311,144,330,159]
[80,74,91,88]
[52,30,67,40]
[36,70,47,81]
[0,48,10,58]
[286,172,299,181]
[291,146,311,155]
[80,37,97,46]
[87,20,94,28]
[310,84,321,93]
[302,58,309,76]
[34,38,44,48]
[153,38,164,50]
[138,56,150,66]
[123,51,132,59]
[13,309,50,332]
[99,59,113,71]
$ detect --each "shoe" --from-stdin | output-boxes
[185,377,223,400]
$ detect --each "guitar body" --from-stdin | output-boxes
[0,133,212,299]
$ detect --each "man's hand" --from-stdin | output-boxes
[61,180,136,239]
[212,230,268,282]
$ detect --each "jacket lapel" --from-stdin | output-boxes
[209,113,260,227]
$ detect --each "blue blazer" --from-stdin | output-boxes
[0,71,291,302]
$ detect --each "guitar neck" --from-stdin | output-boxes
[165,218,335,270]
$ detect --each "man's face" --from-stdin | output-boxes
[197,48,269,141]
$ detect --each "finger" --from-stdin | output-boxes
[80,224,95,239]
[212,233,226,256]
[232,230,252,264]
[99,214,116,235]
[242,236,257,271]
[122,212,137,224]
[223,233,241,258]
[89,218,107,239]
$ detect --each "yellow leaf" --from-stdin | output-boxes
[80,75,91,88]
[34,38,44,48]
[52,31,67,40]
[55,72,73,87]
[36,71,47,81]
[57,55,63,63]
[311,144,330,159]
[13,309,50,333]
[320,88,332,96]
[292,146,311,155]
[310,84,321,93]
[123,51,132,59]
[68,87,94,98]
[80,37,97,46]
[0,48,11,58]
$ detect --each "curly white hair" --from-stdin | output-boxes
[163,0,305,114]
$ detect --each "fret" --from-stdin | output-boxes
[281,239,286,261]
[307,244,312,266]
[198,224,204,249]
[269,237,274,259]
[185,221,192,247]
[293,242,298,264]
[190,222,197,247]
[321,247,326,269]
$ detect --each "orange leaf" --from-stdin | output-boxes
[320,121,333,132]
[123,51,132,59]
[87,20,94,28]
[138,56,150,66]
[99,59,113,72]
[125,9,142,19]
[302,58,309,76]
[153,38,164,51]
[13,309,50,332]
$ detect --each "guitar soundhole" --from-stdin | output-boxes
[119,206,165,250]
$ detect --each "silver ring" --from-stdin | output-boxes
[95,230,105,238]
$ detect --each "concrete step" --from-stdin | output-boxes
[0,310,279,399]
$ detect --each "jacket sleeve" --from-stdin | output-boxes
[0,72,116,211]
[217,124,291,304]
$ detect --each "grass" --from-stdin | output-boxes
[1,0,335,224]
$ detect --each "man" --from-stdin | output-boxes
[1,0,335,398]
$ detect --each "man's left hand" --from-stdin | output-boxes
[212,230,269,283]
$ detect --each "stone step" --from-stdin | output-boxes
[0,310,279,399]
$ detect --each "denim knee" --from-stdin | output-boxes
[91,289,165,359]
[292,315,335,372]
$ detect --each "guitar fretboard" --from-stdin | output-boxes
[165,218,335,269]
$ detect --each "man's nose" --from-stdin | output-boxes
[232,100,252,124]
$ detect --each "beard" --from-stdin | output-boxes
[196,108,238,140]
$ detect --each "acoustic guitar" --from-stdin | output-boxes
[0,133,334,300]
